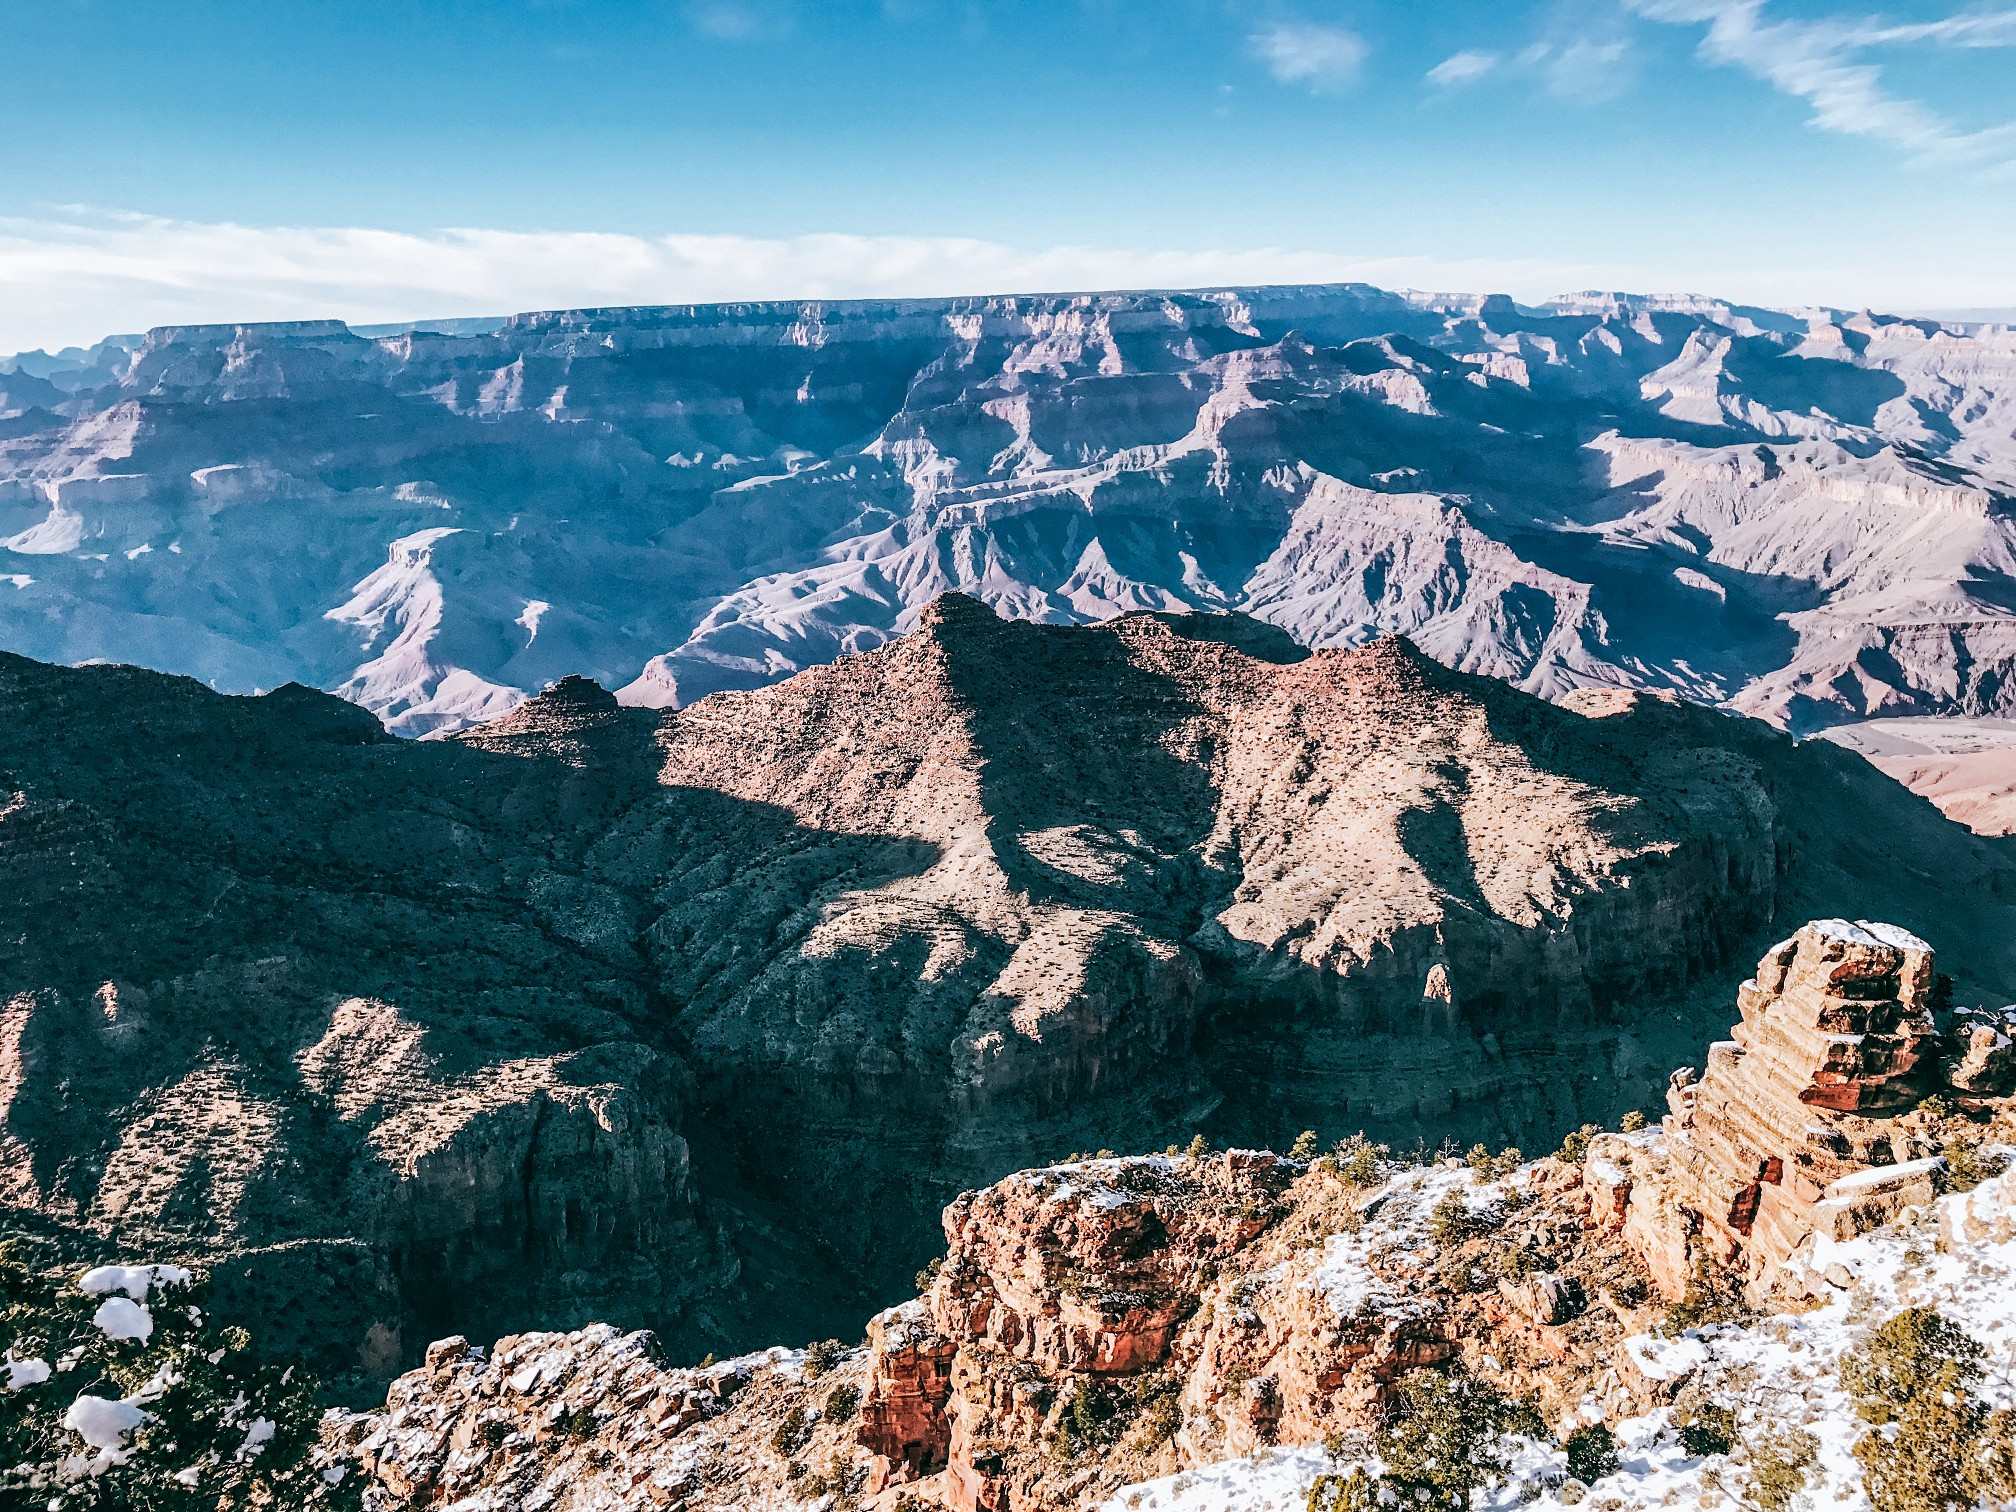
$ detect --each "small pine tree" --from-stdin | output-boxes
[1621,1110,1648,1133]
[1555,1123,1603,1163]
[1675,1400,1736,1458]
[1331,1134,1389,1187]
[1185,1134,1211,1160]
[1564,1423,1620,1483]
[1744,1425,1818,1512]
[1289,1130,1320,1161]
[802,1338,847,1378]
[1427,1189,1477,1246]
[1376,1367,1546,1506]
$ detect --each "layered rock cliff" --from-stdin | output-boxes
[3,287,2014,735]
[350,917,2016,1512]
[4,603,2016,1384]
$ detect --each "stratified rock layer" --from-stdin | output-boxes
[4,290,2015,734]
[4,606,2016,1377]
[1599,920,1984,1299]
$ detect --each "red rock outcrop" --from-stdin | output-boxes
[859,1301,958,1481]
[1597,920,1955,1298]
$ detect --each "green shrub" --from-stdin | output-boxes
[1555,1123,1603,1163]
[1289,1130,1321,1160]
[1940,1128,2008,1193]
[1377,1366,1546,1505]
[1676,1400,1736,1458]
[1306,1467,1384,1511]
[1621,1110,1648,1133]
[913,1256,944,1293]
[1331,1134,1388,1187]
[802,1338,847,1378]
[1564,1423,1619,1483]
[1186,1134,1211,1160]
[1461,1142,1524,1180]
[1744,1425,1818,1512]
[1843,1308,1983,1422]
[1844,1307,2015,1512]
[771,1405,811,1456]
[0,1240,359,1510]
[1662,1249,1754,1334]
[1049,1379,1120,1458]
[822,1384,860,1425]
[1130,1376,1183,1447]
[1427,1189,1496,1246]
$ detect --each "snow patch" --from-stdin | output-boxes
[79,1263,193,1299]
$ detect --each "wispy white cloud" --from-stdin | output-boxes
[684,1,792,41]
[1529,37,1633,100]
[1629,0,2016,162]
[1427,49,1500,86]
[0,210,1642,355]
[4,210,2008,357]
[1248,23,1369,92]
[1427,20,1633,102]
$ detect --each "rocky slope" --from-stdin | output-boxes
[4,600,2016,1388]
[3,286,2013,735]
[348,919,2016,1512]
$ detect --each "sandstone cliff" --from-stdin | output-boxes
[350,917,2016,1512]
[3,603,2016,1382]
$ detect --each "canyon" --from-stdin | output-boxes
[3,597,2015,1395]
[348,918,2016,1512]
[2,285,2013,737]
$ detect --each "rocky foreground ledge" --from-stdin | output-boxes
[345,919,2016,1511]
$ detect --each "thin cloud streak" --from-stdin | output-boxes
[1248,23,1370,91]
[0,212,2007,356]
[1630,0,2016,163]
[0,212,1622,354]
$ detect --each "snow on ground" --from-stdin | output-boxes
[91,1295,154,1343]
[1105,1173,2016,1512]
[62,1393,148,1453]
[77,1263,192,1299]
[4,1356,50,1389]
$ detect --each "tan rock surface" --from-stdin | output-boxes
[1603,920,1964,1298]
[1818,716,2016,834]
[5,605,2016,1382]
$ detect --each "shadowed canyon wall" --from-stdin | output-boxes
[2,598,2014,1387]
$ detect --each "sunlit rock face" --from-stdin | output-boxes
[8,604,2016,1383]
[3,287,2012,735]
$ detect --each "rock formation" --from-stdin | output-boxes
[1590,920,2013,1302]
[347,916,2016,1512]
[4,608,2016,1383]
[3,289,2014,734]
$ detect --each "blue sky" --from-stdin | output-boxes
[2,0,2013,349]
